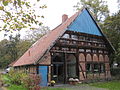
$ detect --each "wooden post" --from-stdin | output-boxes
[64,52,67,84]
[76,49,79,79]
[36,65,39,74]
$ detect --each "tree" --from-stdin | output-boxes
[74,0,109,22]
[0,0,46,32]
[0,34,32,68]
[103,11,120,49]
[103,10,120,65]
[24,26,50,42]
[0,39,10,68]
[6,34,21,61]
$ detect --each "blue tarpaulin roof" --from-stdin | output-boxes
[67,9,102,36]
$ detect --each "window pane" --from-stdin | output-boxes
[62,34,69,38]
[100,64,105,73]
[86,63,92,73]
[71,35,78,40]
[93,64,99,73]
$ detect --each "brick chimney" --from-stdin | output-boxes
[62,14,68,23]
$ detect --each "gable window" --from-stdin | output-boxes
[86,37,91,41]
[99,50,103,53]
[62,34,69,38]
[104,51,108,54]
[72,41,77,44]
[92,38,97,42]
[71,35,78,40]
[79,36,85,40]
[88,42,91,46]
[62,47,69,51]
[79,49,85,52]
[60,39,69,44]
[86,49,91,53]
[93,50,97,53]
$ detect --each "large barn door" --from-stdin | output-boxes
[39,66,48,86]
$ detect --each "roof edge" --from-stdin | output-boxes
[85,8,115,52]
[35,9,83,64]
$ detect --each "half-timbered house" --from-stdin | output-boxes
[11,8,115,86]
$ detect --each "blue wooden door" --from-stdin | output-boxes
[39,66,48,86]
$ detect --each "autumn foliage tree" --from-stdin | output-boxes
[0,35,32,68]
[0,0,46,32]
[103,11,120,66]
[74,0,109,22]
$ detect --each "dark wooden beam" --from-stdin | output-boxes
[64,53,67,84]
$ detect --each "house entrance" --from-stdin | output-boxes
[51,53,77,83]
[52,53,64,83]
[67,54,77,78]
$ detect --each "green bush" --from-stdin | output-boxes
[22,74,41,90]
[111,68,120,76]
[4,69,27,85]
[0,73,3,86]
[2,69,41,90]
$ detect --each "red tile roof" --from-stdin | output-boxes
[13,10,80,66]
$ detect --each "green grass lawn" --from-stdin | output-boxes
[90,81,120,90]
[8,85,27,90]
[1,74,27,90]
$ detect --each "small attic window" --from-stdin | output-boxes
[71,35,78,40]
[79,36,85,40]
[62,34,69,38]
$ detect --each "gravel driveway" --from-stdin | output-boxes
[0,88,3,90]
[51,84,108,90]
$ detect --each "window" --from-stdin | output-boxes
[62,48,69,51]
[72,41,77,44]
[93,50,97,53]
[86,49,91,53]
[79,36,85,40]
[86,37,91,41]
[55,47,59,50]
[88,42,91,46]
[86,63,92,73]
[99,50,103,53]
[67,54,77,78]
[93,63,99,73]
[100,63,105,73]
[79,49,85,52]
[86,63,105,74]
[71,48,76,52]
[71,35,78,40]
[104,51,108,54]
[62,34,69,38]
[60,39,68,44]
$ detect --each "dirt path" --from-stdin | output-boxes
[0,87,3,90]
[66,85,108,90]
[51,84,108,90]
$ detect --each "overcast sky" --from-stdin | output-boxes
[0,0,119,40]
[41,0,119,29]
